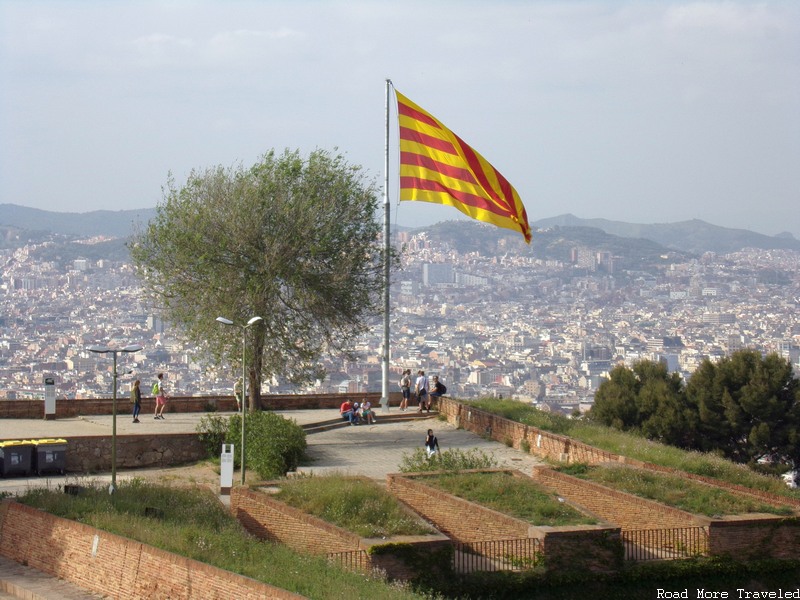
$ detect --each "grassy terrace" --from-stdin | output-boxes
[271,474,436,537]
[418,471,598,526]
[466,399,800,500]
[16,479,430,600]
[559,464,794,517]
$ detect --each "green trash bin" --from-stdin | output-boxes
[0,440,33,477]
[30,438,67,476]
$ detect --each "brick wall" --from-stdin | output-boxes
[231,486,451,581]
[386,470,533,542]
[0,392,402,419]
[438,398,800,514]
[708,516,800,560]
[530,467,707,531]
[232,487,362,554]
[0,500,302,599]
[387,470,623,573]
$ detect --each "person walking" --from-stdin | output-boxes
[424,429,440,458]
[154,372,168,420]
[130,379,142,423]
[415,370,429,413]
[399,369,412,412]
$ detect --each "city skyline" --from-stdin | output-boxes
[1,1,798,237]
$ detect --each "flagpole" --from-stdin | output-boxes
[381,79,391,413]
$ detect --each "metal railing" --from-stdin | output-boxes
[453,537,541,573]
[326,549,370,573]
[622,526,709,562]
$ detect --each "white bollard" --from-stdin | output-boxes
[220,444,234,495]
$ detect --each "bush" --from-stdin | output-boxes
[244,411,307,480]
[196,411,307,480]
[399,447,498,473]
[196,414,229,457]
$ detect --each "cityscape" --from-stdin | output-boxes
[2,220,800,416]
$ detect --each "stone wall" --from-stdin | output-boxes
[64,433,207,473]
[0,500,302,599]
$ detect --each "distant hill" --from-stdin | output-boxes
[0,204,155,239]
[415,220,689,268]
[534,214,800,254]
[2,203,799,256]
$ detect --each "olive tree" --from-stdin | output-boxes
[130,149,386,409]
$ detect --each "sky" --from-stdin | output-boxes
[1,1,798,237]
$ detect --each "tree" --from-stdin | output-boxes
[589,359,691,445]
[130,149,387,409]
[685,350,800,465]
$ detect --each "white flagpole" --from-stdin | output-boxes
[381,79,391,413]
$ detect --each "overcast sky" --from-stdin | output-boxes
[1,1,798,237]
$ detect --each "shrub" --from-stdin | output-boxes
[399,447,498,473]
[197,411,307,479]
[196,414,229,457]
[245,411,307,480]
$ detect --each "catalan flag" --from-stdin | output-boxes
[396,90,531,243]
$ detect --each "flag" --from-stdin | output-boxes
[396,90,531,243]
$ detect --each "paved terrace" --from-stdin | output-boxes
[0,407,545,598]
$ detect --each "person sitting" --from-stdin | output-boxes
[340,399,357,425]
[360,398,377,424]
[428,375,446,412]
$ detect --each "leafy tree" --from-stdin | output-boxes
[685,350,800,465]
[130,149,386,408]
[590,359,689,444]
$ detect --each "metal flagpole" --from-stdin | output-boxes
[381,79,392,413]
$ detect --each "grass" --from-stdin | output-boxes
[272,474,436,538]
[419,471,598,526]
[560,464,795,517]
[466,398,800,500]
[16,479,433,600]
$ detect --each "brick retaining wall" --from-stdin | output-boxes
[0,392,402,419]
[0,500,302,599]
[530,466,707,531]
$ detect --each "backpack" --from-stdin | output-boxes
[438,383,447,395]
[152,381,160,395]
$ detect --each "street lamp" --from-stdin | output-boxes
[87,343,142,494]
[216,315,263,484]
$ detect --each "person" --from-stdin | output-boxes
[424,429,440,458]
[340,398,357,425]
[360,398,377,424]
[415,370,429,413]
[234,377,243,412]
[428,375,446,412]
[130,379,141,423]
[399,369,412,412]
[154,372,168,420]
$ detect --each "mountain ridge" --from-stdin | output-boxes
[2,203,798,255]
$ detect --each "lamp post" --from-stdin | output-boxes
[216,316,262,484]
[87,344,142,494]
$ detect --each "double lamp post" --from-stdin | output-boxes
[216,316,262,484]
[87,343,142,493]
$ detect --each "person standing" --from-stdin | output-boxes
[130,379,141,423]
[415,370,429,413]
[154,372,168,420]
[234,377,243,411]
[424,429,440,458]
[399,369,412,412]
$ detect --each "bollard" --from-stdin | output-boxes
[220,444,234,495]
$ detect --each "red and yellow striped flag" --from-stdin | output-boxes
[396,90,531,243]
